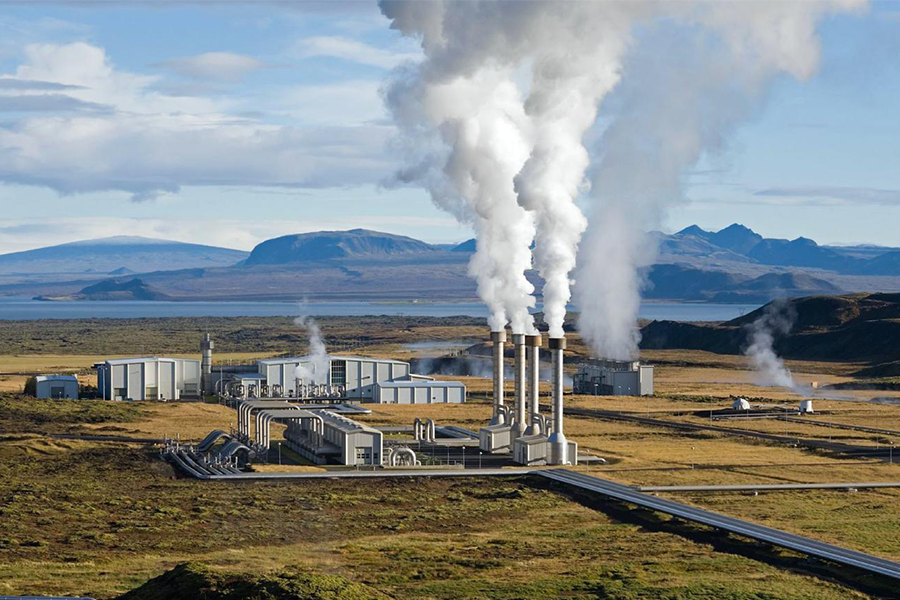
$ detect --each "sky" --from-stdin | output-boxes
[0,0,899,254]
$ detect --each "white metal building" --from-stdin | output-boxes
[283,409,383,466]
[34,375,79,399]
[573,359,654,396]
[96,357,201,401]
[374,380,466,404]
[257,355,411,399]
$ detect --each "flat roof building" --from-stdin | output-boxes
[573,359,654,397]
[96,357,201,401]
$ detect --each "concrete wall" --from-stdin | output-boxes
[100,358,200,401]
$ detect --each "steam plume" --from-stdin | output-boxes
[744,300,804,393]
[575,1,862,359]
[293,315,329,385]
[380,0,863,347]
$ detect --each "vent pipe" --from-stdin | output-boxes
[490,330,507,425]
[513,333,527,436]
[548,336,568,465]
[525,334,542,435]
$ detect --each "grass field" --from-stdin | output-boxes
[3,315,900,598]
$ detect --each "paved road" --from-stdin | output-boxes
[541,469,900,580]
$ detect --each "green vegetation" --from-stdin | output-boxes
[0,395,143,433]
[0,396,881,599]
[118,563,389,600]
[0,315,486,356]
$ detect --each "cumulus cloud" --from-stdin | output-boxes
[295,35,420,69]
[155,51,268,82]
[0,42,395,202]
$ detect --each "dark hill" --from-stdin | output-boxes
[747,237,856,271]
[244,229,436,265]
[117,562,389,600]
[640,292,900,372]
[452,238,476,252]
[75,278,170,301]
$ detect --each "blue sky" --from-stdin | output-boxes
[0,1,898,254]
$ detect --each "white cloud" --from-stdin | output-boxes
[294,35,420,69]
[0,42,396,202]
[754,186,900,205]
[155,51,268,82]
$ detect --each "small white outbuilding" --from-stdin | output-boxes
[733,397,751,411]
[35,375,79,399]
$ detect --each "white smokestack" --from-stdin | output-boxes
[512,333,527,436]
[293,315,328,385]
[490,330,507,425]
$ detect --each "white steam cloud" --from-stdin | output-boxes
[293,315,329,385]
[380,1,863,348]
[744,300,805,394]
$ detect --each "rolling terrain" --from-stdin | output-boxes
[640,292,900,375]
[2,226,900,303]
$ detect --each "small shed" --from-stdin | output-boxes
[35,375,79,399]
[373,380,466,404]
[732,397,751,411]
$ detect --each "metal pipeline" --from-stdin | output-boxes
[490,330,507,425]
[548,337,568,465]
[513,333,527,436]
[525,334,542,435]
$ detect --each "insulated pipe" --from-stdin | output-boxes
[525,334,542,435]
[490,330,507,425]
[512,333,527,437]
[426,418,436,443]
[548,337,568,465]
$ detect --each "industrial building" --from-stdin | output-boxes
[373,380,465,404]
[282,409,383,466]
[34,375,79,399]
[252,354,465,404]
[573,359,654,396]
[95,357,201,401]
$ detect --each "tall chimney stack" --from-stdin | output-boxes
[548,336,568,465]
[525,334,542,435]
[490,330,507,425]
[512,333,527,436]
[200,332,214,396]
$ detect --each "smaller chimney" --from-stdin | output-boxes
[200,332,214,396]
[512,333,527,437]
[490,330,507,425]
[548,337,568,465]
[525,334,542,435]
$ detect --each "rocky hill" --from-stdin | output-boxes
[640,292,900,374]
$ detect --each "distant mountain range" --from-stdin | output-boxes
[0,235,249,276]
[3,225,900,303]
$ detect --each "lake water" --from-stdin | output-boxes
[0,297,760,322]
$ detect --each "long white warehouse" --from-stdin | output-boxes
[374,380,465,404]
[256,355,464,403]
[96,357,201,401]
